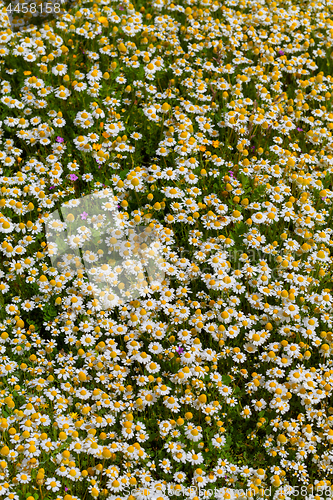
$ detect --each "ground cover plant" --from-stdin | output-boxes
[1,0,333,498]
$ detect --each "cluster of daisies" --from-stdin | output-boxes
[1,0,333,498]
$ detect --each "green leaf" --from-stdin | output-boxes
[224,435,232,449]
[119,168,130,180]
[222,375,232,385]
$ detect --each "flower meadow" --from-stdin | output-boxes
[1,0,333,498]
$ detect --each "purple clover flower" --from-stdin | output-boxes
[176,346,184,355]
[49,186,55,190]
[228,170,235,178]
[278,50,285,56]
[69,174,78,181]
[56,136,64,143]
[297,127,303,132]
